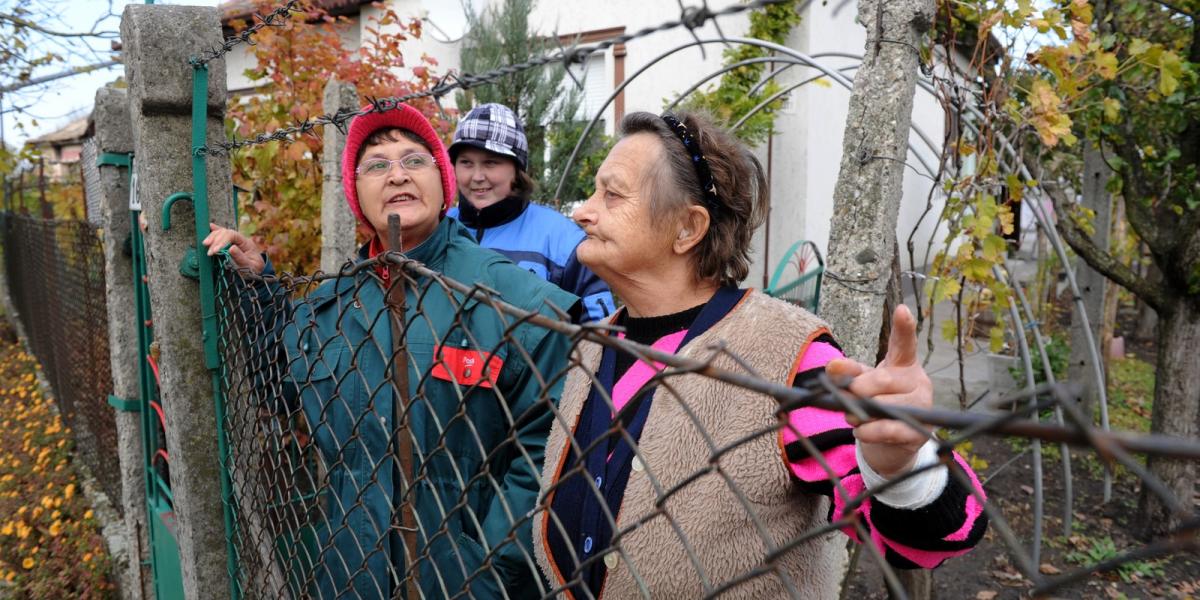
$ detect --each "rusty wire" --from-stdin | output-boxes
[211,251,1200,600]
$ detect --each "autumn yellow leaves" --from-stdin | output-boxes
[0,338,113,598]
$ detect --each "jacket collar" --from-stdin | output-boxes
[307,217,459,335]
[354,215,454,272]
[455,194,528,230]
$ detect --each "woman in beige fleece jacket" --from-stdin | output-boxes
[532,111,988,599]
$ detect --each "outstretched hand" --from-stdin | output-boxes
[825,305,933,478]
[201,223,265,274]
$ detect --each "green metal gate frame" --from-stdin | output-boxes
[109,48,243,600]
[97,149,186,599]
[764,240,825,314]
[171,60,240,600]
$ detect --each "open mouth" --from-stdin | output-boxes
[386,193,418,206]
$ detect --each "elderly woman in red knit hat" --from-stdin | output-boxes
[205,104,575,599]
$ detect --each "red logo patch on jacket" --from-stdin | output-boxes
[430,345,503,389]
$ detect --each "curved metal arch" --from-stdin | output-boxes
[664,55,801,114]
[746,51,867,97]
[1001,261,1076,540]
[727,62,943,180]
[664,51,944,181]
[724,58,943,180]
[552,37,861,201]
[665,50,867,113]
[905,67,1112,505]
[903,72,1112,503]
[936,99,1113,490]
[994,261,1046,567]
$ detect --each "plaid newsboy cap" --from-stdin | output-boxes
[449,103,529,171]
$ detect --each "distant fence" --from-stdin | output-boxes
[0,213,123,515]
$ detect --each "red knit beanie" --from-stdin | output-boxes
[341,104,456,227]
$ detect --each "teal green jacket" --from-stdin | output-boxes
[266,217,577,599]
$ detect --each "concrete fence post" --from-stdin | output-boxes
[120,5,234,599]
[321,78,359,273]
[820,0,936,363]
[817,1,937,598]
[1068,144,1112,417]
[93,84,154,600]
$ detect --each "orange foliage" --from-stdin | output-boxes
[227,0,453,274]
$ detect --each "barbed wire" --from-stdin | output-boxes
[189,0,301,68]
[195,0,793,156]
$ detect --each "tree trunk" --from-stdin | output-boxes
[1137,297,1200,537]
[1135,262,1161,342]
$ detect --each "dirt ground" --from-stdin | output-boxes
[843,434,1200,599]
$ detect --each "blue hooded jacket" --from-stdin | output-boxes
[448,195,614,322]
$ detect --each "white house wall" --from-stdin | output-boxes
[218,0,953,283]
[363,1,461,91]
[527,0,753,136]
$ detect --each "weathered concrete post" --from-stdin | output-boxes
[821,0,935,362]
[121,5,234,599]
[817,1,936,598]
[321,78,360,273]
[1067,144,1112,417]
[93,85,154,600]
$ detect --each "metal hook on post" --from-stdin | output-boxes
[159,192,203,280]
[160,192,194,232]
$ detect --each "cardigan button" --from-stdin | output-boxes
[631,456,644,472]
[604,553,619,569]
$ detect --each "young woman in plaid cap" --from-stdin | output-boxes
[448,103,615,322]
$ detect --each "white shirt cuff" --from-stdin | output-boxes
[856,438,948,510]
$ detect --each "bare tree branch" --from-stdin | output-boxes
[1146,0,1198,20]
[0,12,118,39]
[1049,189,1171,313]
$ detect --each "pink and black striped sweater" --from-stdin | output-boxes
[535,289,988,598]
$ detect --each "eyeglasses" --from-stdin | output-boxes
[355,154,437,178]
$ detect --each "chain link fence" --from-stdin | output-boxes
[0,213,123,516]
[0,2,1196,598]
[214,250,1199,600]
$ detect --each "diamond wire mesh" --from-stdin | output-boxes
[0,214,123,516]
[213,251,1199,600]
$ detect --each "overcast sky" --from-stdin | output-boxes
[0,0,468,150]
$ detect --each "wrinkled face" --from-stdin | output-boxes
[572,134,676,282]
[453,146,516,209]
[355,134,444,249]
